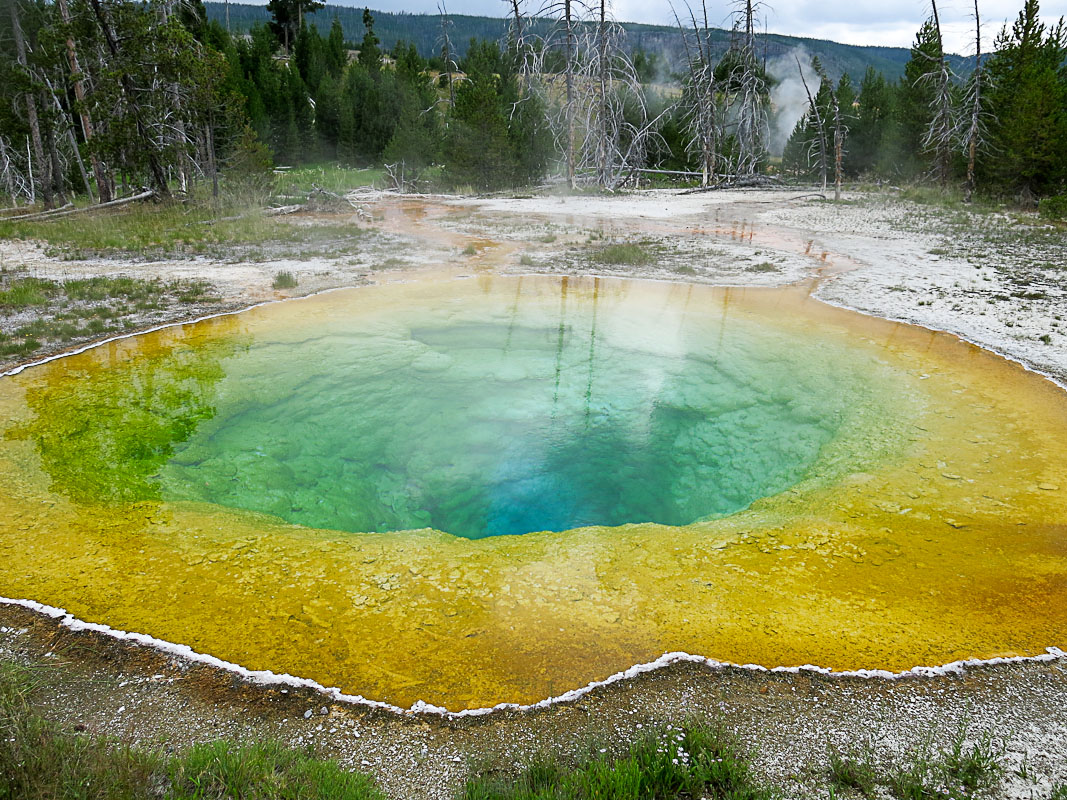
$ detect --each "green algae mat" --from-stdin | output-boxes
[1,274,1065,710]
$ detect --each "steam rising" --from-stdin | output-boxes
[768,48,813,155]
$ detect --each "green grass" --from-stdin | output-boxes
[0,275,218,360]
[0,202,368,261]
[885,726,1002,800]
[827,745,878,797]
[0,277,59,307]
[272,270,298,289]
[169,741,382,799]
[941,729,1001,792]
[0,663,384,800]
[276,165,386,195]
[745,262,779,273]
[461,717,776,800]
[592,242,655,266]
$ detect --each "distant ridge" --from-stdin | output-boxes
[203,2,971,83]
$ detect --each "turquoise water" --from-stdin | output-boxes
[152,279,874,539]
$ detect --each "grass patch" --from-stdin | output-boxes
[462,243,479,255]
[461,717,775,800]
[827,745,878,797]
[745,261,779,273]
[0,202,368,261]
[0,276,215,313]
[519,254,535,266]
[0,277,59,307]
[592,242,654,266]
[272,270,298,290]
[885,726,1002,800]
[0,274,219,361]
[276,164,386,196]
[0,662,384,800]
[170,741,383,799]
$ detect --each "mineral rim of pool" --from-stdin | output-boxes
[1,274,1065,710]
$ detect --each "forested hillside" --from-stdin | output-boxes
[203,1,970,83]
[1,0,1064,209]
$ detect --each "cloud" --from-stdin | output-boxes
[283,0,1067,52]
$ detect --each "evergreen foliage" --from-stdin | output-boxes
[0,0,1064,203]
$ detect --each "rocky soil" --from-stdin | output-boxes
[2,187,1066,798]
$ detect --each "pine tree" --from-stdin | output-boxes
[983,0,1067,200]
[358,8,382,73]
[848,67,891,176]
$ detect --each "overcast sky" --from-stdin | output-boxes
[303,0,1067,53]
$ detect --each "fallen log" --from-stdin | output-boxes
[4,189,155,222]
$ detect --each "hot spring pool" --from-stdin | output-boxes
[1,274,1065,710]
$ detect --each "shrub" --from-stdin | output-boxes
[272,271,298,289]
[1038,194,1067,221]
[593,243,654,266]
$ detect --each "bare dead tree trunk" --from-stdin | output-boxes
[508,0,524,43]
[43,74,93,202]
[0,137,26,206]
[87,0,171,198]
[675,0,718,186]
[57,0,112,203]
[833,106,843,201]
[205,123,219,201]
[438,3,456,108]
[44,122,68,206]
[924,0,954,190]
[964,0,983,203]
[26,137,35,204]
[729,0,768,175]
[813,60,844,201]
[596,0,609,186]
[563,0,577,189]
[11,0,53,209]
[796,56,827,192]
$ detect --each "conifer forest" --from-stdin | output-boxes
[0,0,1065,205]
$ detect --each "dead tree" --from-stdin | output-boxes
[795,56,827,192]
[57,0,113,202]
[538,0,583,188]
[41,74,93,202]
[962,0,987,202]
[573,0,666,188]
[505,0,526,48]
[10,0,53,209]
[724,0,769,175]
[437,2,457,108]
[561,0,578,188]
[674,0,719,186]
[813,59,845,201]
[595,0,611,185]
[0,136,32,206]
[920,0,956,190]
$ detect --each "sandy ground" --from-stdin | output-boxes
[1,187,1066,798]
